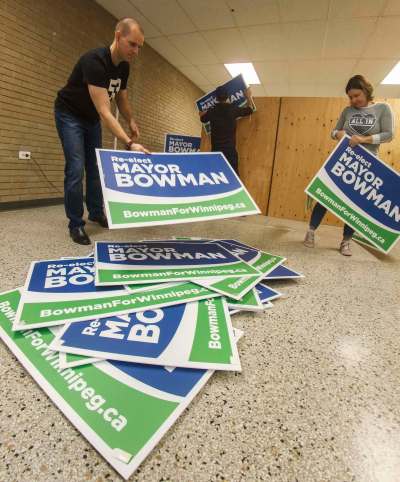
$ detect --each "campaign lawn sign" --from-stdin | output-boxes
[306,135,400,253]
[0,288,243,479]
[164,134,201,153]
[194,239,285,300]
[94,241,260,287]
[196,74,256,135]
[13,257,219,330]
[96,150,260,228]
[49,297,241,371]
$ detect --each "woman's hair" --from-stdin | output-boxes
[345,75,374,101]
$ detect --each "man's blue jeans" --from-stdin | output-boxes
[55,109,104,230]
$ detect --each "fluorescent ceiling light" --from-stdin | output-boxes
[381,62,400,84]
[224,63,261,85]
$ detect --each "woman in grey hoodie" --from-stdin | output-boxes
[304,75,394,256]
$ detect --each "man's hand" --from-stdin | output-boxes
[129,142,150,154]
[199,110,207,118]
[129,119,140,139]
[349,135,364,147]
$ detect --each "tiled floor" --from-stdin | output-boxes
[0,206,399,482]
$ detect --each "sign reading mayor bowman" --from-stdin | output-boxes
[305,135,400,254]
[96,150,260,229]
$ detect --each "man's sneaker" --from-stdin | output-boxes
[70,226,91,245]
[303,230,315,248]
[88,214,108,228]
[340,240,352,256]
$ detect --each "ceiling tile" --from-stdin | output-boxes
[249,84,267,96]
[283,21,326,60]
[264,82,289,96]
[374,84,400,98]
[324,18,377,58]
[314,83,346,97]
[279,0,330,22]
[288,82,316,96]
[329,0,386,19]
[382,0,400,16]
[130,0,197,35]
[226,0,280,26]
[288,60,320,82]
[197,64,232,85]
[241,24,287,61]
[145,37,192,66]
[178,65,210,86]
[362,17,400,58]
[168,32,219,65]
[253,61,289,83]
[352,59,399,85]
[317,59,357,83]
[202,28,251,62]
[178,0,235,30]
[95,0,162,38]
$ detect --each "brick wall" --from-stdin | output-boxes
[0,0,203,203]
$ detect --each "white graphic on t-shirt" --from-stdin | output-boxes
[108,78,121,100]
[348,113,376,135]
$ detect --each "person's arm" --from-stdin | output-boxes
[199,109,210,123]
[116,89,140,139]
[234,89,255,118]
[331,108,347,141]
[349,104,395,147]
[88,85,149,153]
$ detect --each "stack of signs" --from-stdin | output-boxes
[96,149,260,229]
[0,238,303,479]
[164,133,201,153]
[196,74,256,135]
[306,135,400,254]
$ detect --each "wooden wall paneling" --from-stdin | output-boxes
[200,97,281,215]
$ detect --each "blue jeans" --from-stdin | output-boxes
[55,109,104,229]
[310,203,354,239]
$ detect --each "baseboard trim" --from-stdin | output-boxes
[0,198,64,211]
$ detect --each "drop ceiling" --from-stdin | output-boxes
[95,0,400,97]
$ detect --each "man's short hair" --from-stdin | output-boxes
[216,86,228,102]
[116,17,144,36]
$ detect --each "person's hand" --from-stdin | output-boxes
[246,87,252,98]
[129,119,140,139]
[335,130,346,140]
[129,142,150,154]
[349,135,364,147]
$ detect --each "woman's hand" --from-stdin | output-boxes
[349,135,364,147]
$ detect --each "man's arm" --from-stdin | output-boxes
[116,89,140,139]
[199,109,210,123]
[88,84,148,153]
[234,88,255,118]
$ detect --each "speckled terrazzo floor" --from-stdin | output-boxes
[0,205,399,482]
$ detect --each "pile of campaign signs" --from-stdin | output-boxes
[0,238,303,480]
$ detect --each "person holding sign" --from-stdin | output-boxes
[55,18,149,245]
[304,75,394,256]
[199,86,255,176]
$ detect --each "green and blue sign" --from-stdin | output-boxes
[95,241,260,286]
[50,297,241,371]
[306,136,400,253]
[96,150,260,228]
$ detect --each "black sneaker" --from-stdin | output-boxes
[88,213,108,228]
[70,226,91,245]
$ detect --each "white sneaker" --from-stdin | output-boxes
[304,230,315,248]
[340,240,352,256]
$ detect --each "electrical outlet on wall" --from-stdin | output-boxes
[19,151,31,160]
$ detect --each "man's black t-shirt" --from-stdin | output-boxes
[55,47,129,123]
[200,103,253,152]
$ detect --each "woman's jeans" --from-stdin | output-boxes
[55,109,103,230]
[310,202,354,239]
